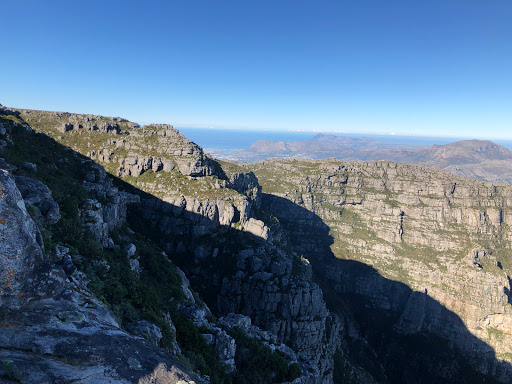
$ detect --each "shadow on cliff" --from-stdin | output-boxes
[4,110,510,383]
[261,193,511,384]
[2,110,312,383]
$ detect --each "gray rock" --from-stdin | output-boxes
[212,330,236,372]
[176,267,195,302]
[57,122,74,133]
[60,254,77,276]
[179,302,208,327]
[0,158,16,172]
[84,172,96,182]
[130,258,141,276]
[22,162,37,172]
[219,313,252,332]
[14,176,60,224]
[164,313,181,355]
[54,245,70,262]
[127,320,163,346]
[125,243,137,257]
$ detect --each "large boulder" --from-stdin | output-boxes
[15,175,61,224]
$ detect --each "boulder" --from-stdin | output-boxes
[14,176,60,224]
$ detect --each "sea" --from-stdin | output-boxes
[177,127,512,152]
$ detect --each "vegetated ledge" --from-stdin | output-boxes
[2,105,512,383]
[0,107,321,383]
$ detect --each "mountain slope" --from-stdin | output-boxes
[0,106,347,383]
[235,135,512,185]
[2,105,512,383]
[251,158,512,382]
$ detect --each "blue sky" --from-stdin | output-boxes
[2,0,511,139]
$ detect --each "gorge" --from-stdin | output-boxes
[1,105,511,384]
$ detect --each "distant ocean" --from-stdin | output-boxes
[177,127,512,151]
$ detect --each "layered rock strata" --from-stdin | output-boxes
[252,159,512,381]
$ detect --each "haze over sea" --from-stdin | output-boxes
[177,127,512,153]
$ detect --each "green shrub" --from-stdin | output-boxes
[25,203,38,218]
[230,327,301,383]
[1,360,21,382]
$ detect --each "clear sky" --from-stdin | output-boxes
[2,0,511,139]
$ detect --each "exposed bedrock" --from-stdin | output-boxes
[253,159,512,382]
[0,166,199,384]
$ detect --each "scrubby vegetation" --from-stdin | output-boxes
[0,112,303,383]
[229,327,301,384]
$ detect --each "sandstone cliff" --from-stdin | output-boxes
[0,107,349,383]
[4,105,511,383]
[252,158,512,382]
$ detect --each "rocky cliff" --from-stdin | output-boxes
[3,105,511,383]
[251,158,512,382]
[0,157,200,383]
[0,106,357,383]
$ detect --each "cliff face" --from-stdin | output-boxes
[0,165,199,383]
[252,159,512,381]
[4,105,512,383]
[1,107,357,383]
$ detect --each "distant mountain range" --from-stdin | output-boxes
[219,134,512,185]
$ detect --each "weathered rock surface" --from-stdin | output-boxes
[0,163,200,384]
[252,158,512,382]
[15,175,61,224]
[81,163,140,247]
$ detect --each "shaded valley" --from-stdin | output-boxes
[1,105,512,383]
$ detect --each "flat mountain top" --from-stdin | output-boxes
[228,135,512,185]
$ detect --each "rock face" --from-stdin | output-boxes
[252,159,512,382]
[15,175,61,224]
[139,199,341,382]
[0,165,199,384]
[80,163,140,247]
[214,245,342,381]
[8,105,512,383]
[0,169,62,304]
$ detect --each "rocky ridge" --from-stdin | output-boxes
[0,107,356,383]
[4,105,511,383]
[251,158,512,381]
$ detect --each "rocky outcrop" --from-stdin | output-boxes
[216,246,342,382]
[0,169,63,304]
[228,171,262,203]
[98,124,216,178]
[252,159,512,382]
[14,175,61,224]
[81,163,139,247]
[159,220,343,384]
[0,164,199,384]
[12,108,216,178]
